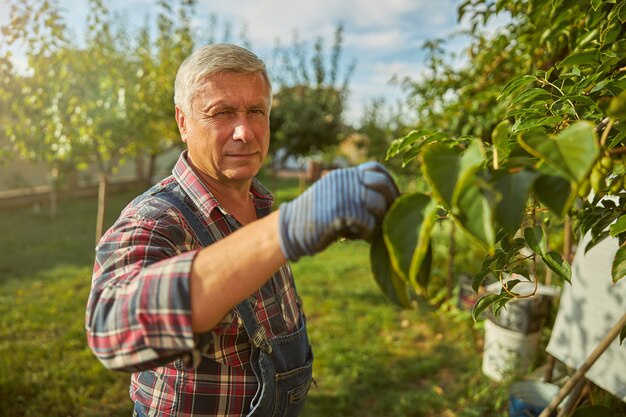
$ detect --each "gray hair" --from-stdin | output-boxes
[174,43,271,115]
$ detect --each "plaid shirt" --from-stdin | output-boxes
[86,151,303,416]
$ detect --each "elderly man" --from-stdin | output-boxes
[86,43,399,417]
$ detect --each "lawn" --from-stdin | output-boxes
[0,171,617,417]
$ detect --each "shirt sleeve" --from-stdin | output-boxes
[85,203,213,372]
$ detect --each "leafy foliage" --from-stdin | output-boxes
[269,25,355,161]
[373,0,626,313]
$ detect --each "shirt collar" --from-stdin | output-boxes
[171,150,274,215]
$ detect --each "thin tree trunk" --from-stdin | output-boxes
[95,171,108,244]
[48,167,59,219]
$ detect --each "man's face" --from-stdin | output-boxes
[176,71,271,185]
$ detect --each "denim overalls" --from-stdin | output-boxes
[133,184,313,417]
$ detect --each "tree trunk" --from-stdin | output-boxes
[48,167,59,219]
[95,171,108,244]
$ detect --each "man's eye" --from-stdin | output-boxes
[212,110,235,118]
[248,108,266,117]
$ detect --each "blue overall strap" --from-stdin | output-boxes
[150,185,269,353]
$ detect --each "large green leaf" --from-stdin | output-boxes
[612,243,626,284]
[420,144,460,209]
[453,173,496,251]
[420,140,485,211]
[382,192,438,291]
[452,140,486,207]
[492,170,539,233]
[370,229,419,308]
[533,173,576,216]
[518,121,599,184]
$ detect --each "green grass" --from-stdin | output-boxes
[1,175,623,416]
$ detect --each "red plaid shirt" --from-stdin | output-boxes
[86,151,303,416]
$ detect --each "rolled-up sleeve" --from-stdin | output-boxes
[85,204,206,372]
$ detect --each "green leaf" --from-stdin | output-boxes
[454,173,496,251]
[524,226,546,255]
[518,121,599,183]
[541,251,572,283]
[471,268,492,293]
[612,243,626,285]
[382,192,438,291]
[510,87,552,106]
[609,215,626,237]
[492,170,539,233]
[370,229,418,308]
[557,49,600,68]
[608,90,626,120]
[420,143,460,209]
[620,325,626,345]
[498,75,537,101]
[491,120,510,167]
[472,293,509,322]
[420,140,486,213]
[533,174,576,217]
[452,140,486,206]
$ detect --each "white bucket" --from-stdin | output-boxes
[482,319,540,381]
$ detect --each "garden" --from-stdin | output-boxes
[1,0,626,416]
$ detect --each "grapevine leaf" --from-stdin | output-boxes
[382,192,438,291]
[612,243,626,285]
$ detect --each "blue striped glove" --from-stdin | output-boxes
[278,162,399,261]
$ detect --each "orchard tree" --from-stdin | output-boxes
[1,0,196,241]
[269,24,355,162]
[371,0,626,318]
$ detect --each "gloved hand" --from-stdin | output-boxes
[278,162,400,261]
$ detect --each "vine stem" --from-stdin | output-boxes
[600,118,614,147]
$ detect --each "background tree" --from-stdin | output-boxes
[269,24,355,164]
[1,0,197,241]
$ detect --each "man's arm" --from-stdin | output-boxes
[86,162,398,371]
[189,211,285,333]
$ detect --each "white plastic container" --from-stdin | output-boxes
[482,318,540,381]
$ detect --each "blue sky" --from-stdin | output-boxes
[0,0,491,123]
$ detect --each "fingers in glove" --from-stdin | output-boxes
[360,169,400,207]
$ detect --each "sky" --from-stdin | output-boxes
[0,0,493,123]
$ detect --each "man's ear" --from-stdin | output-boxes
[175,106,187,143]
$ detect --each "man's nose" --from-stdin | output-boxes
[232,113,254,143]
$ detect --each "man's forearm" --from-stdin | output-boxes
[189,210,287,333]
